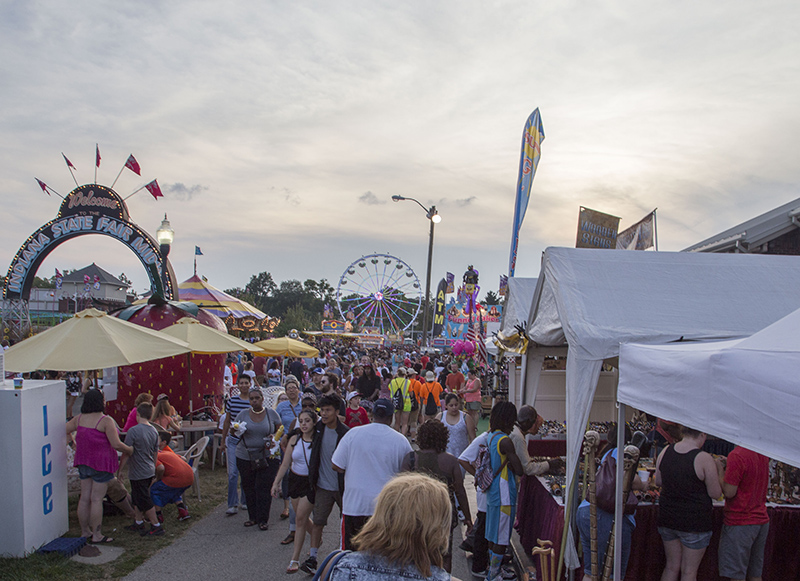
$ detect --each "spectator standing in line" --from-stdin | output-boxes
[120,402,163,537]
[332,398,412,550]
[719,446,771,581]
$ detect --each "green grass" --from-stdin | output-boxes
[1,463,228,581]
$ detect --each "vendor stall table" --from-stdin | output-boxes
[516,474,800,580]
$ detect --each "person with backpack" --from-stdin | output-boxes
[419,371,444,422]
[483,402,523,581]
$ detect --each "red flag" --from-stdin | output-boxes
[96,144,101,167]
[62,153,76,169]
[35,178,50,195]
[55,269,62,278]
[125,154,141,175]
[145,179,163,200]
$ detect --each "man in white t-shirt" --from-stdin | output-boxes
[332,398,412,550]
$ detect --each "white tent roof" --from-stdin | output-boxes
[619,307,800,468]
[499,277,537,336]
[528,247,800,360]
[525,247,800,566]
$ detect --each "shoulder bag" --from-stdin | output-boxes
[595,449,638,514]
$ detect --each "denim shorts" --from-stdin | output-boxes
[77,464,114,483]
[658,526,712,549]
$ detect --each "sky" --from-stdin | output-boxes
[2,1,799,312]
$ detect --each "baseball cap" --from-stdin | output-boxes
[372,398,395,418]
[346,391,360,402]
[397,367,406,375]
[426,371,435,381]
[157,393,169,401]
[313,367,325,375]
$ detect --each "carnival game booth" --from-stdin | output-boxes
[516,247,800,579]
[614,308,800,580]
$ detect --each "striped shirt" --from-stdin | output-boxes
[225,396,252,442]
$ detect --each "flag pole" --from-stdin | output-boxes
[63,157,79,187]
[653,208,659,251]
[110,165,125,189]
[123,185,146,200]
[194,254,197,276]
[47,186,65,199]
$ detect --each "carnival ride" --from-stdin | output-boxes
[335,253,422,335]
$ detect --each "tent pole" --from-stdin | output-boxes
[519,353,528,407]
[653,209,659,251]
[613,403,626,580]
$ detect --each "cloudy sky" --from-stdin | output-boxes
[2,1,799,306]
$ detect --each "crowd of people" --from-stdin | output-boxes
[62,340,774,581]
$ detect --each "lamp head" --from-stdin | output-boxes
[391,195,404,202]
[427,206,441,223]
[156,213,174,245]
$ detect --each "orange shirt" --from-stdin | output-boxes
[445,372,465,393]
[157,446,195,489]
[407,377,422,403]
[418,381,443,405]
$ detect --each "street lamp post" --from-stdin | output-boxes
[391,195,441,348]
[156,213,174,297]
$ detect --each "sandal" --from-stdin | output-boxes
[281,532,295,545]
[259,522,269,531]
[244,521,257,527]
[87,535,114,544]
[280,509,290,520]
[286,560,300,574]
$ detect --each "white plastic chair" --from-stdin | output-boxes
[179,435,210,501]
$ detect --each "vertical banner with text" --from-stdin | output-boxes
[508,108,545,276]
[432,278,447,338]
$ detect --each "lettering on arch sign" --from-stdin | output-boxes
[3,183,177,301]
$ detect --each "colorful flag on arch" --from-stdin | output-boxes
[35,178,49,195]
[508,108,545,277]
[62,153,76,170]
[145,179,163,199]
[125,154,141,175]
[95,144,101,168]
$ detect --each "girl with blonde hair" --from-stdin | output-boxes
[324,473,452,580]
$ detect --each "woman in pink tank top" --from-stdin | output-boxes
[66,389,133,544]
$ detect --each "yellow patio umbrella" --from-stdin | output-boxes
[253,337,319,358]
[4,308,191,372]
[159,317,262,422]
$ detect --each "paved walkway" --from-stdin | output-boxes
[123,485,476,581]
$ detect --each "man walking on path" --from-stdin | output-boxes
[332,398,412,550]
[300,394,349,574]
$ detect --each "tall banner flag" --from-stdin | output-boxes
[432,278,447,338]
[194,245,203,275]
[508,108,545,276]
[445,272,455,293]
[616,210,656,250]
[575,206,620,249]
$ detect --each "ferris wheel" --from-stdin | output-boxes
[336,253,422,334]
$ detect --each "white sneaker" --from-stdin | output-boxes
[240,504,248,510]
[472,570,488,579]
[225,506,238,515]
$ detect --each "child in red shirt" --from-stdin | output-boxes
[344,392,369,428]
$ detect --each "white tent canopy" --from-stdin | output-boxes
[499,277,538,336]
[524,247,800,567]
[619,307,800,469]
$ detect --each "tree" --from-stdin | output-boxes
[32,275,55,289]
[118,273,132,288]
[245,272,277,309]
[274,303,320,337]
[483,290,500,306]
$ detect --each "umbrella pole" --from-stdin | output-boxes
[188,353,193,425]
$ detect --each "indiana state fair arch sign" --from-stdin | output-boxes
[3,184,177,305]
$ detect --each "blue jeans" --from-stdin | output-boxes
[577,503,635,580]
[226,436,245,508]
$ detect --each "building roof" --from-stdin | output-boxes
[683,196,800,253]
[62,263,126,287]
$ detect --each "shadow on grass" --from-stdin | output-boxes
[1,464,228,580]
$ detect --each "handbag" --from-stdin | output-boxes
[244,412,273,472]
[595,449,638,515]
[312,549,351,581]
